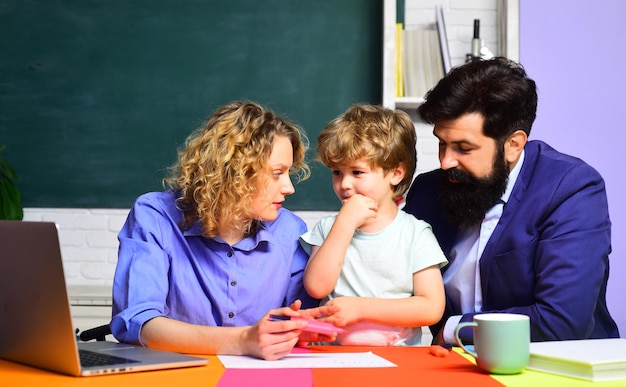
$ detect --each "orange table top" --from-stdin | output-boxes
[2,345,625,386]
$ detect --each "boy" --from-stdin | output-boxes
[302,104,447,346]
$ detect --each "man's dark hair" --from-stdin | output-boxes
[418,57,538,143]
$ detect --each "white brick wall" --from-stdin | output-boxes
[22,208,334,288]
[23,208,128,287]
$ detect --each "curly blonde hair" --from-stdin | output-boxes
[317,104,416,198]
[164,101,310,237]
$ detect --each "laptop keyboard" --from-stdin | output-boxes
[79,349,140,367]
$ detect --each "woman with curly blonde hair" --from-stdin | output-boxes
[166,101,310,241]
[112,101,338,360]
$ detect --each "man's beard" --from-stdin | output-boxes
[439,148,510,227]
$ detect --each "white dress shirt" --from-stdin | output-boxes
[442,150,525,344]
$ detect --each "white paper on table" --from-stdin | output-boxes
[218,351,397,369]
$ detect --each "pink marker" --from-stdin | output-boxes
[268,314,344,335]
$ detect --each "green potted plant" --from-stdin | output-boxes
[0,144,23,220]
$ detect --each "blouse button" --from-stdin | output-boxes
[230,280,237,287]
[227,251,233,257]
[228,312,235,318]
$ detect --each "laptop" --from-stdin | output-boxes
[0,220,208,376]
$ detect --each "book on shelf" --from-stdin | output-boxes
[428,27,444,87]
[403,27,443,99]
[527,338,626,382]
[403,28,424,99]
[435,5,451,74]
[395,23,405,97]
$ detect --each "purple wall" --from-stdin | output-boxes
[520,0,626,335]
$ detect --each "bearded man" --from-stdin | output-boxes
[403,57,619,345]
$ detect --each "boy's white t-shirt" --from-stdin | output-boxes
[301,210,447,346]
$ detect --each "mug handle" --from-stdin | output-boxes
[454,321,478,358]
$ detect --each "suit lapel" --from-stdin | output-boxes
[478,142,536,304]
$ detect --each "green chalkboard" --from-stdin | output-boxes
[0,0,381,210]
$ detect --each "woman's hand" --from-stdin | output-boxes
[239,301,339,359]
[240,307,307,360]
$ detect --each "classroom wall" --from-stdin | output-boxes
[19,0,500,289]
[16,0,622,339]
[519,0,626,337]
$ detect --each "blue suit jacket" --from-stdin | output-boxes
[404,140,619,342]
